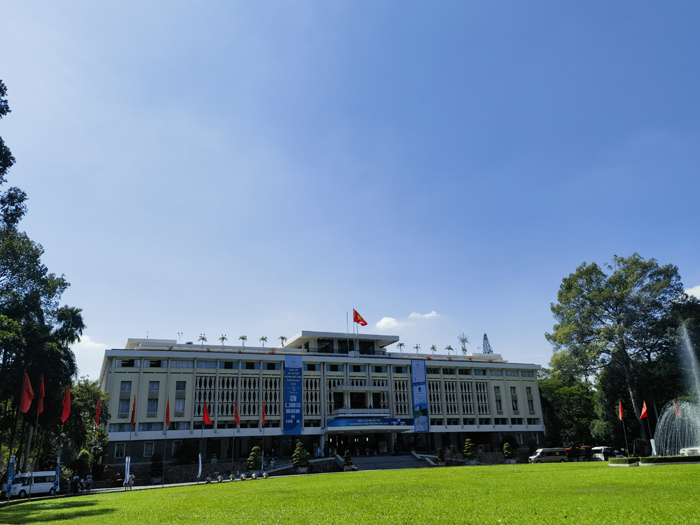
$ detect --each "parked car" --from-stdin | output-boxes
[528,448,569,463]
[8,471,58,498]
[591,446,625,461]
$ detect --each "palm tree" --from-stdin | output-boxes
[239,335,247,348]
[55,306,86,346]
[397,343,405,354]
[414,344,421,354]
[199,334,207,346]
[430,345,437,355]
[260,336,267,348]
[279,336,287,347]
[445,345,453,355]
[219,334,227,346]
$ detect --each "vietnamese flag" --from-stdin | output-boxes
[203,401,212,426]
[20,372,34,413]
[618,401,623,421]
[234,400,240,426]
[353,309,367,326]
[130,395,136,427]
[37,376,45,416]
[95,395,101,427]
[165,398,170,428]
[640,401,648,419]
[673,400,682,419]
[262,401,266,426]
[61,386,71,423]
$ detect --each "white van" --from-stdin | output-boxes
[528,448,568,463]
[591,446,625,461]
[9,471,58,498]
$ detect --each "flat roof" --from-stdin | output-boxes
[285,330,400,349]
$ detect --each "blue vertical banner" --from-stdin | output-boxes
[3,455,15,494]
[284,355,303,435]
[411,360,430,432]
[53,455,60,491]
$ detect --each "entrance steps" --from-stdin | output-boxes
[350,454,432,471]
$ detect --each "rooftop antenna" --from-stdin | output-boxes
[178,332,183,344]
[458,332,469,356]
[146,331,149,339]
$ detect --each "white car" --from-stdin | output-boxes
[591,446,625,461]
[8,471,59,498]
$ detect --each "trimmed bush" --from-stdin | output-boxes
[292,442,310,468]
[247,446,262,471]
[609,457,640,465]
[343,450,353,467]
[639,456,700,464]
[463,438,476,460]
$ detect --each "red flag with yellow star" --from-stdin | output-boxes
[353,309,367,326]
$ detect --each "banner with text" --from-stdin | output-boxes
[411,360,430,432]
[284,355,303,435]
[327,418,413,428]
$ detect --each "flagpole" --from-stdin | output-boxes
[162,424,167,488]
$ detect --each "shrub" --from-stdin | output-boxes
[639,456,700,464]
[437,448,445,462]
[247,446,262,471]
[463,439,476,460]
[609,457,640,465]
[72,449,91,478]
[502,443,514,460]
[292,442,310,468]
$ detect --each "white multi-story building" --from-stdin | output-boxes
[99,330,544,466]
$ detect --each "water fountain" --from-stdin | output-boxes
[653,325,700,456]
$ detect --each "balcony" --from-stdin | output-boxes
[332,408,391,417]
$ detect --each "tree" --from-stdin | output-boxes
[247,446,262,471]
[445,345,453,355]
[219,334,227,346]
[292,442,309,468]
[260,336,267,348]
[538,377,596,447]
[239,335,247,348]
[545,254,694,440]
[463,438,476,460]
[397,343,404,353]
[502,442,513,460]
[279,336,287,347]
[413,344,420,354]
[198,334,207,346]
[430,345,437,355]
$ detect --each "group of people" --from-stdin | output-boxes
[69,474,93,494]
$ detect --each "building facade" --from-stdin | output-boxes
[99,331,544,467]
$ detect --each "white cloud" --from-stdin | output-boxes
[376,317,405,330]
[687,286,700,300]
[72,335,110,380]
[409,311,441,319]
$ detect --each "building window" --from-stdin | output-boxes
[526,387,532,395]
[116,359,140,368]
[516,433,523,445]
[170,422,190,431]
[489,370,503,376]
[473,370,486,376]
[243,362,259,370]
[118,399,130,414]
[171,360,194,368]
[264,363,280,371]
[496,399,502,411]
[108,423,131,432]
[512,418,523,425]
[372,366,386,373]
[426,368,440,375]
[176,381,186,391]
[326,364,343,372]
[350,365,364,373]
[115,443,126,458]
[144,442,154,458]
[304,364,318,371]
[527,418,540,425]
[197,361,217,369]
[120,381,132,391]
[533,432,540,444]
[392,366,407,374]
[220,361,238,369]
[175,398,185,412]
[144,360,166,368]
[494,386,500,395]
[512,400,519,411]
[458,369,471,375]
[528,400,534,411]
[505,370,519,377]
[478,418,491,425]
[317,339,334,354]
[494,418,508,425]
[521,371,535,377]
[149,381,159,391]
[510,387,517,396]
[172,440,182,455]
[138,422,163,432]
[147,399,158,413]
[443,369,455,375]
[463,418,476,425]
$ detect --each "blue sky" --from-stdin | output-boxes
[2,2,699,380]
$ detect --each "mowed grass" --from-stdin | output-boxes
[2,463,700,525]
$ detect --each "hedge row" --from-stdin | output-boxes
[609,457,640,465]
[639,455,700,464]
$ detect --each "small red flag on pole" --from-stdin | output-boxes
[618,401,623,421]
[640,401,648,419]
[203,401,212,426]
[95,395,101,427]
[165,398,170,428]
[262,401,266,427]
[234,400,240,426]
[353,309,368,326]
[20,372,34,413]
[130,395,136,427]
[61,386,71,423]
[37,376,45,416]
[673,400,682,419]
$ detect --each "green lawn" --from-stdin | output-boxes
[2,463,699,524]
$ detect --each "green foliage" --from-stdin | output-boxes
[589,419,614,443]
[247,446,262,471]
[463,438,476,459]
[292,442,310,468]
[437,448,445,462]
[609,457,640,465]
[539,377,596,447]
[71,449,91,478]
[342,450,353,467]
[4,464,700,524]
[639,456,700,464]
[502,442,513,460]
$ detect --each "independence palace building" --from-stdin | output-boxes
[99,330,544,466]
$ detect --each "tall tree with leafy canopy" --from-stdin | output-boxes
[545,253,697,440]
